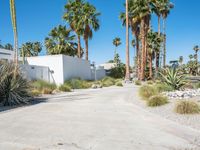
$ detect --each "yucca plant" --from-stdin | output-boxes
[159,68,186,90]
[0,63,31,106]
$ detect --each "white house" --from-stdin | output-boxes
[0,48,14,62]
[0,48,106,85]
[26,55,92,85]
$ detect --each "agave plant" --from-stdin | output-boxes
[0,63,31,106]
[159,68,186,90]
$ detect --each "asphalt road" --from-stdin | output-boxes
[0,85,199,150]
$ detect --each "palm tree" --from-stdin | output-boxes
[179,56,183,65]
[45,25,78,56]
[120,0,141,79]
[64,0,84,58]
[134,0,151,80]
[125,0,130,80]
[10,0,18,65]
[189,54,194,60]
[82,2,100,60]
[4,43,13,50]
[20,42,42,60]
[193,45,199,75]
[113,37,121,56]
[161,0,174,67]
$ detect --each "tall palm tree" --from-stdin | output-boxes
[179,56,183,65]
[120,0,141,79]
[125,0,130,80]
[10,0,18,65]
[82,2,100,60]
[45,25,78,56]
[64,0,84,58]
[113,37,121,56]
[161,0,174,67]
[133,0,151,80]
[193,45,199,75]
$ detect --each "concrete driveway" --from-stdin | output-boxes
[0,85,199,150]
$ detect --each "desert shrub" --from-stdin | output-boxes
[65,79,91,89]
[139,85,158,100]
[135,80,142,86]
[182,82,195,89]
[193,82,200,89]
[101,77,115,87]
[42,88,53,94]
[159,68,186,90]
[115,81,123,87]
[32,80,56,91]
[147,95,168,107]
[175,100,200,114]
[0,63,31,106]
[108,66,125,78]
[31,89,41,97]
[155,83,174,93]
[147,80,154,85]
[59,84,71,92]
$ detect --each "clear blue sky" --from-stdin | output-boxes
[0,0,200,65]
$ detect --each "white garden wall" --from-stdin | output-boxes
[62,55,91,81]
[26,55,93,85]
[27,55,64,84]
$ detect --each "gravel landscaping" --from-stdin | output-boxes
[164,89,200,99]
[134,88,200,131]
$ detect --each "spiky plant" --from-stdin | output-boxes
[0,63,31,106]
[159,68,186,90]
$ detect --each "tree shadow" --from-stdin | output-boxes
[0,97,48,113]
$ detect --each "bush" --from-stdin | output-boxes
[65,79,91,89]
[42,88,53,94]
[147,80,154,85]
[175,100,200,114]
[0,63,31,106]
[32,80,56,91]
[155,83,174,93]
[59,84,71,92]
[139,85,158,100]
[135,80,142,86]
[115,81,123,87]
[147,95,168,107]
[31,89,41,97]
[101,77,115,87]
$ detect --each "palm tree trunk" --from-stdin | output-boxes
[140,19,145,80]
[136,35,140,79]
[163,18,166,68]
[149,54,153,79]
[158,16,161,35]
[156,52,159,74]
[85,38,89,60]
[77,35,81,58]
[125,0,130,80]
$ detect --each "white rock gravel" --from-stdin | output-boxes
[164,89,200,99]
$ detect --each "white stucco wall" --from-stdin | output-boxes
[20,65,52,82]
[62,55,92,81]
[26,55,93,85]
[27,55,64,85]
[0,48,14,61]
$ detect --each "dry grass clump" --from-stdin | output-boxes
[175,100,200,114]
[147,95,168,107]
[59,84,71,92]
[135,80,142,86]
[115,81,123,87]
[42,88,53,94]
[31,89,41,97]
[147,80,154,85]
[139,85,158,100]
